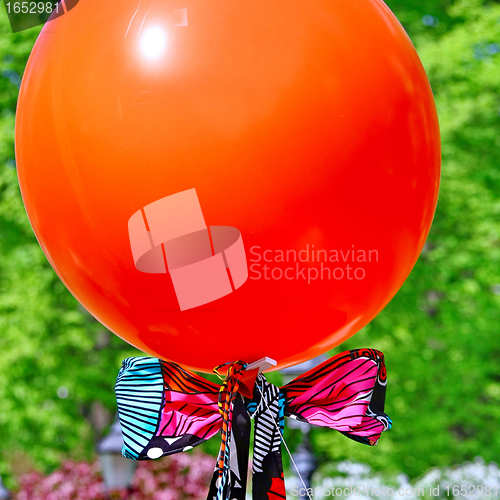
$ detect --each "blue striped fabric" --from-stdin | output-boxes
[115,357,164,459]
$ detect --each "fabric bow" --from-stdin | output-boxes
[115,349,391,500]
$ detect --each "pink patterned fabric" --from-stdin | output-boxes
[158,391,221,441]
[282,349,390,445]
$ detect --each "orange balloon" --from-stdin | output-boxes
[16,0,440,372]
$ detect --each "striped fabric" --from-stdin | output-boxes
[212,361,247,500]
[115,357,164,459]
[247,375,287,500]
[248,375,282,473]
[114,349,392,500]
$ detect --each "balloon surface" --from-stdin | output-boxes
[16,0,440,372]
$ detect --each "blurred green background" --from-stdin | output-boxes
[1,0,500,490]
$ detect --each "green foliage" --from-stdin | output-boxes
[0,16,142,485]
[0,0,500,488]
[316,0,500,479]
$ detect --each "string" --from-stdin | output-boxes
[254,378,314,500]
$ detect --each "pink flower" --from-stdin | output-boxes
[14,451,214,500]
